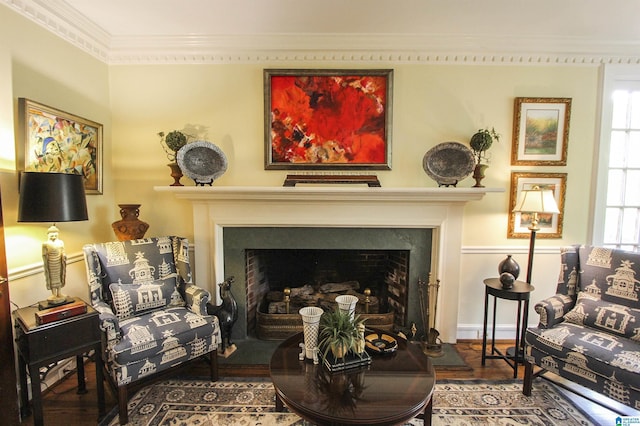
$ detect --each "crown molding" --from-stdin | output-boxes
[107,33,640,65]
[5,0,640,66]
[3,0,110,61]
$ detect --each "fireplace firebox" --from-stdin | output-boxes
[223,227,432,341]
[247,248,409,339]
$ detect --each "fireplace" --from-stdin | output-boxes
[156,185,501,343]
[223,227,431,339]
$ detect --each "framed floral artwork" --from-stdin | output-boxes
[511,97,571,166]
[264,69,393,170]
[18,98,103,194]
[508,172,567,238]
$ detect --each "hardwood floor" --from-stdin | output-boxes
[17,340,624,425]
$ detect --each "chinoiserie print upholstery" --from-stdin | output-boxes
[83,236,220,424]
[523,245,640,410]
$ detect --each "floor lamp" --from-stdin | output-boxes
[512,185,560,284]
[17,172,88,309]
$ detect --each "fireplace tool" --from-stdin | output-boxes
[418,273,443,357]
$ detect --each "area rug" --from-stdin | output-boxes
[102,378,596,425]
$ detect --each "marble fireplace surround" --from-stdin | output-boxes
[155,186,501,343]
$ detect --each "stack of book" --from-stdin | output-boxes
[35,299,87,325]
[323,350,371,373]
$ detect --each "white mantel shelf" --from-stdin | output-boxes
[154,185,503,202]
[155,185,503,343]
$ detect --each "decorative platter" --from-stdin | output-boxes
[422,141,475,187]
[365,332,398,355]
[177,140,228,186]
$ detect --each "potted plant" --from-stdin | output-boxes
[469,127,500,188]
[158,130,189,186]
[318,308,365,362]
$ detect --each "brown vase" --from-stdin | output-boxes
[168,162,183,186]
[112,204,149,241]
[472,164,489,188]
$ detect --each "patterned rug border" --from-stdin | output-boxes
[433,378,598,425]
[100,377,599,426]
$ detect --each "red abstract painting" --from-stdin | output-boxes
[265,69,392,169]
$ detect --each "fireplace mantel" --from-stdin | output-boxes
[155,185,502,342]
[155,185,500,202]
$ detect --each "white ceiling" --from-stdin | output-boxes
[4,0,640,64]
[61,0,640,39]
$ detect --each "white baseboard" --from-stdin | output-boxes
[457,324,521,341]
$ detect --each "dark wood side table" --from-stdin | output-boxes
[13,297,105,426]
[270,331,435,426]
[481,278,534,378]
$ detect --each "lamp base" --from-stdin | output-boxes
[38,296,74,311]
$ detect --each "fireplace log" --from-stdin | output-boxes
[289,285,315,297]
[319,281,360,293]
[266,284,315,303]
[263,281,384,317]
[268,292,380,315]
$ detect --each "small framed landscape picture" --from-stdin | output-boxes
[18,98,103,194]
[511,97,571,166]
[508,172,567,239]
[264,69,393,170]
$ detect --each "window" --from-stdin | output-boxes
[593,66,640,251]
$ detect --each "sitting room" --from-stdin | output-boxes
[0,1,639,425]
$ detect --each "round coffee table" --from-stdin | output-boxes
[270,332,435,426]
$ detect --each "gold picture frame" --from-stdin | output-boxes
[264,69,393,170]
[508,172,567,239]
[511,97,571,166]
[18,98,103,194]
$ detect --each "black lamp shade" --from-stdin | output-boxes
[18,172,88,223]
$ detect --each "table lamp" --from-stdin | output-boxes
[512,185,560,284]
[18,172,88,309]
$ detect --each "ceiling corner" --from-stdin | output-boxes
[2,0,111,61]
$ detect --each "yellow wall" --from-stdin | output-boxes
[0,6,113,307]
[110,64,597,247]
[1,4,601,336]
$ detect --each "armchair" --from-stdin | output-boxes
[83,236,220,424]
[523,245,640,411]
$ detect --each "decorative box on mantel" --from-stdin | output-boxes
[154,186,503,343]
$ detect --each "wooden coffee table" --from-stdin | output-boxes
[270,332,435,426]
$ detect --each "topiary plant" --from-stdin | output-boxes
[469,127,500,165]
[158,130,188,163]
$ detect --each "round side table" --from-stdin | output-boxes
[480,278,534,378]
